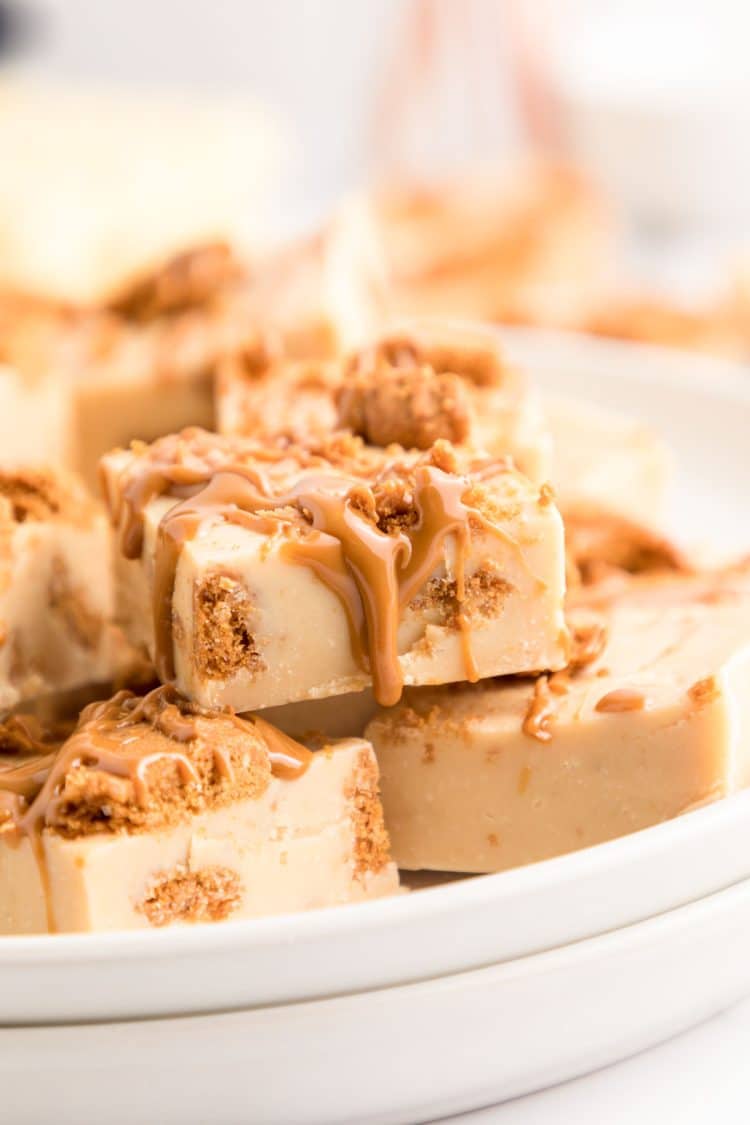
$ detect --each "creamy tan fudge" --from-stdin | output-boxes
[217,322,551,482]
[0,244,251,489]
[564,505,692,598]
[545,395,672,526]
[101,428,568,712]
[0,685,398,933]
[0,209,387,489]
[240,201,388,360]
[581,292,747,359]
[262,690,378,742]
[375,162,610,327]
[0,469,121,712]
[368,589,750,873]
[0,78,281,304]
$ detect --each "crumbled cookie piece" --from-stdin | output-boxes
[346,747,392,877]
[337,363,471,448]
[107,242,241,322]
[194,573,265,681]
[138,864,242,926]
[565,504,690,588]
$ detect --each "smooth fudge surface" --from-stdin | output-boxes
[544,394,672,526]
[367,585,750,873]
[101,428,568,712]
[0,685,398,933]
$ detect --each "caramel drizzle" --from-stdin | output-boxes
[522,675,555,743]
[115,446,495,706]
[0,685,312,931]
[594,688,646,714]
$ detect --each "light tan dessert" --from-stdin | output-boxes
[375,162,610,327]
[582,293,747,360]
[0,205,387,490]
[564,505,692,599]
[0,468,120,712]
[0,244,246,488]
[239,201,388,360]
[0,685,398,933]
[0,78,281,305]
[545,395,672,526]
[367,588,750,874]
[101,428,568,712]
[262,690,378,742]
[217,322,551,482]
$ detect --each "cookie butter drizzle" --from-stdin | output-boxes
[0,685,312,931]
[112,436,506,706]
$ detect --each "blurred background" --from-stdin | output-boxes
[1,0,750,354]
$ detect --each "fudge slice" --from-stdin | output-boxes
[374,162,610,327]
[0,469,119,712]
[0,245,245,488]
[239,201,388,360]
[0,685,398,934]
[367,588,750,873]
[101,429,568,711]
[545,395,672,526]
[217,322,551,482]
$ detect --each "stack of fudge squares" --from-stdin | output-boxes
[2,220,750,936]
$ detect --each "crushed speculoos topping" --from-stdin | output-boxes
[4,686,278,838]
[107,242,242,323]
[337,363,471,449]
[194,573,265,681]
[354,329,506,388]
[345,747,392,877]
[0,469,96,526]
[565,504,691,588]
[138,864,243,926]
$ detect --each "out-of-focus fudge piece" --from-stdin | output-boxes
[0,685,398,933]
[217,322,551,482]
[375,162,611,327]
[0,469,119,712]
[0,206,388,489]
[239,202,388,360]
[544,395,672,526]
[261,690,377,742]
[101,429,568,711]
[581,293,747,359]
[0,244,249,489]
[368,588,750,873]
[564,504,692,598]
[0,78,281,305]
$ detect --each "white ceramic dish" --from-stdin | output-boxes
[5,875,750,1125]
[2,330,750,1031]
[4,786,750,1026]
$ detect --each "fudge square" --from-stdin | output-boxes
[0,685,398,933]
[101,429,568,711]
[367,590,750,874]
[216,320,551,483]
[0,469,119,712]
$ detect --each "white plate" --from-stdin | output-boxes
[5,875,750,1125]
[4,788,750,1025]
[3,331,750,1029]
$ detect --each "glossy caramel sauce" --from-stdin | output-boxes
[594,688,646,714]
[110,433,509,706]
[0,684,312,931]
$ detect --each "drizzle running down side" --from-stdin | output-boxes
[100,428,568,712]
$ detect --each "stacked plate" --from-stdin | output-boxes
[4,331,750,1125]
